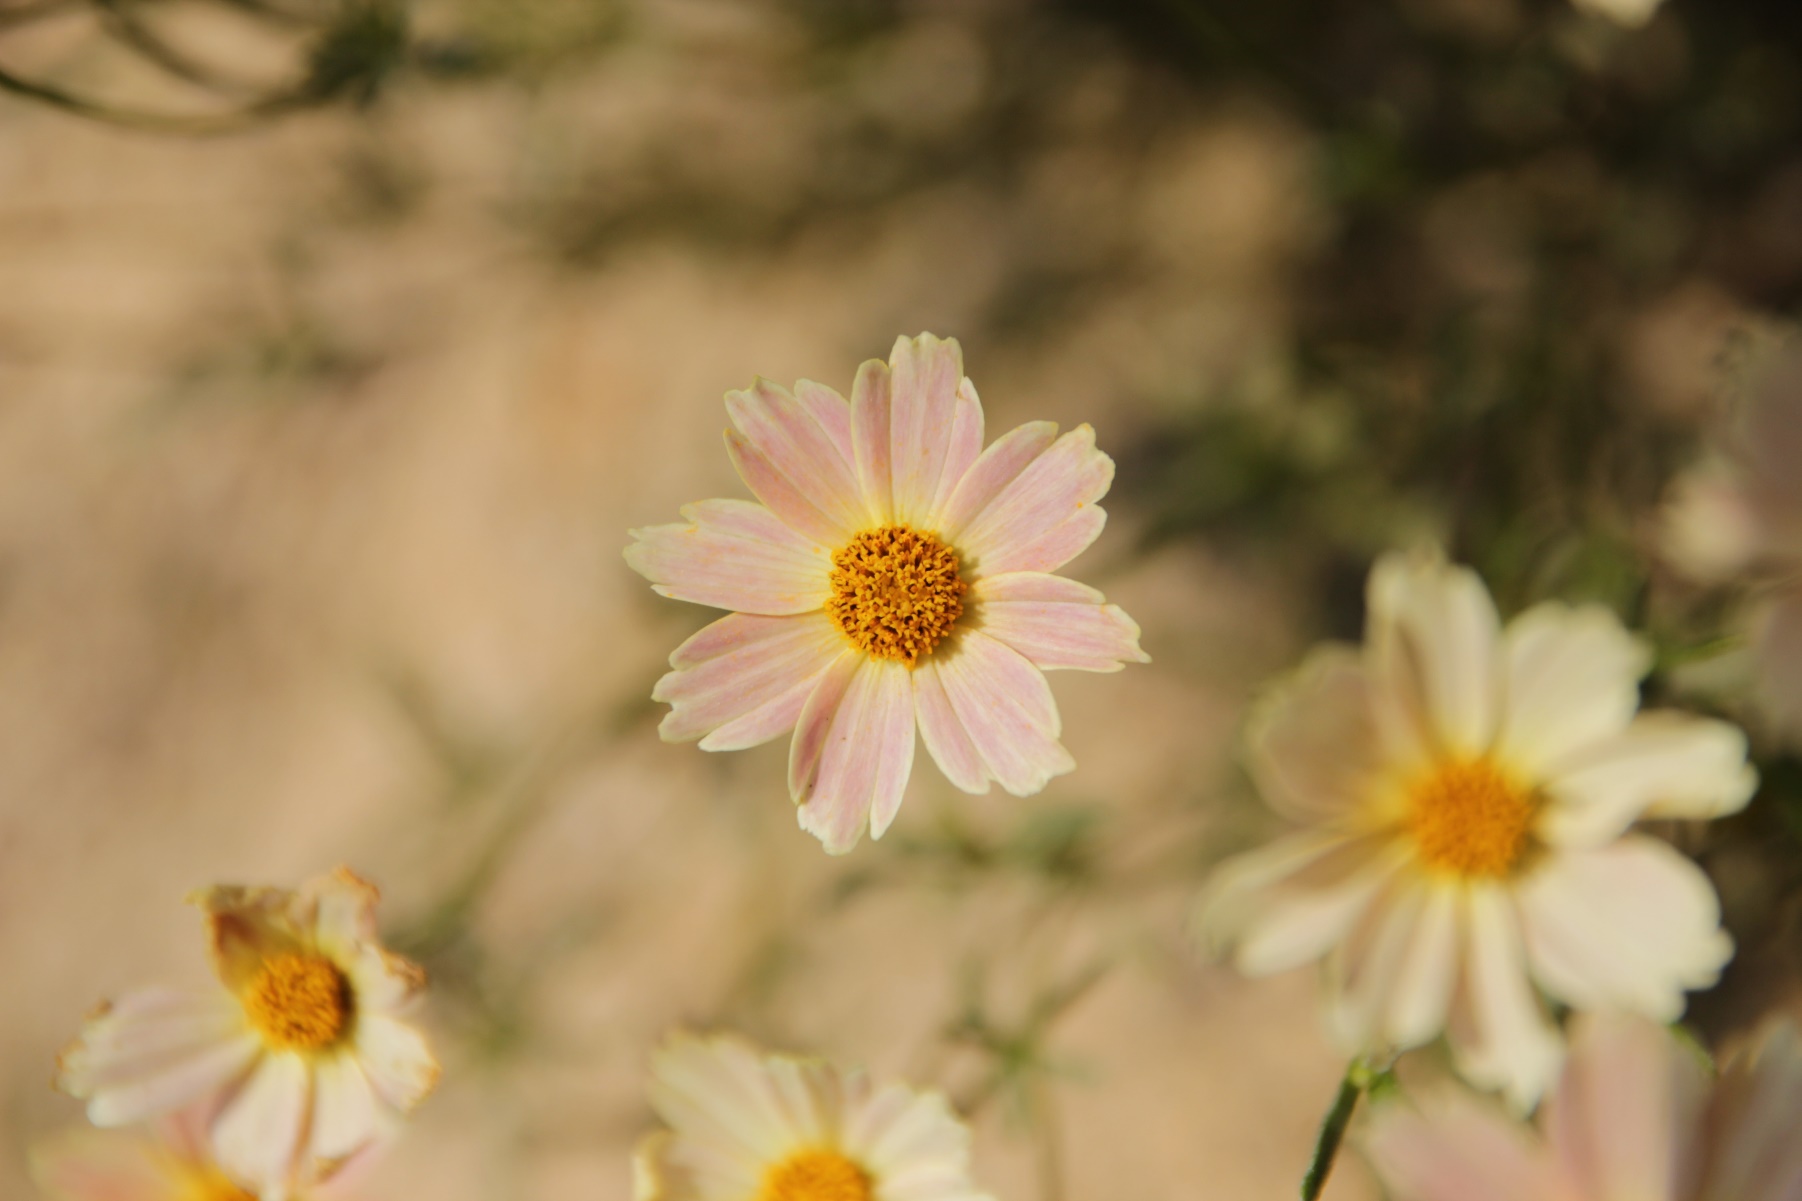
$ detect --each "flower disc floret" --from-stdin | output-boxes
[757,1150,873,1201]
[1407,758,1537,878]
[825,525,966,666]
[243,952,352,1052]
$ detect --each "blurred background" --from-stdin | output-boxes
[2,0,1801,1197]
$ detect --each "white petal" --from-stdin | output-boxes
[648,1034,802,1168]
[1244,645,1389,823]
[1539,713,1757,847]
[353,1014,439,1113]
[1494,602,1650,773]
[211,1052,310,1198]
[57,989,260,1128]
[1447,884,1562,1111]
[308,1051,382,1166]
[1367,551,1504,758]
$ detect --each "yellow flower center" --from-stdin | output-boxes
[242,952,352,1052]
[757,1150,873,1201]
[824,525,966,666]
[1407,758,1537,878]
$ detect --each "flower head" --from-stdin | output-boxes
[1365,1011,1802,1201]
[626,333,1148,854]
[1197,551,1757,1107]
[635,1032,995,1201]
[55,869,439,1200]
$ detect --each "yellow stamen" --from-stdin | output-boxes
[1407,758,1537,878]
[825,525,966,666]
[242,952,351,1052]
[757,1149,873,1201]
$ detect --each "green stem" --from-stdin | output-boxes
[1300,1060,1366,1201]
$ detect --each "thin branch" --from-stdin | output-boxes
[0,62,308,130]
[94,0,263,95]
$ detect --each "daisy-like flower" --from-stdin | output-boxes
[1366,1010,1802,1201]
[626,333,1147,854]
[1196,551,1757,1107]
[635,1032,995,1201]
[56,869,439,1200]
[31,1111,356,1201]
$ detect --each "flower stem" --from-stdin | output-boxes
[1299,1060,1367,1201]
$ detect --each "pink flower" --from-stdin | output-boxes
[1366,1010,1802,1201]
[626,333,1148,854]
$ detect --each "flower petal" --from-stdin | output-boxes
[887,333,967,527]
[1516,835,1731,1020]
[952,425,1113,577]
[1495,602,1651,773]
[971,573,1148,672]
[934,421,1059,539]
[307,1051,382,1167]
[56,990,260,1128]
[1329,874,1454,1052]
[792,379,857,467]
[1364,1089,1577,1201]
[626,499,832,616]
[633,1131,706,1201]
[1543,1012,1707,1201]
[844,1082,985,1201]
[648,1034,799,1168]
[211,1051,310,1198]
[1447,884,1562,1110]
[933,630,1073,796]
[851,357,895,524]
[794,657,917,853]
[1367,551,1504,758]
[654,613,848,750]
[928,377,985,522]
[1539,713,1757,847]
[1244,646,1388,823]
[353,1014,439,1113]
[190,886,308,992]
[912,660,989,795]
[726,379,866,538]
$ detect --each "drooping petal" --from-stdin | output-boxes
[1495,602,1651,773]
[1516,836,1731,1020]
[1706,1021,1802,1201]
[934,421,1059,538]
[1244,645,1389,823]
[971,573,1148,672]
[654,613,848,750]
[793,657,917,853]
[927,378,985,523]
[1367,552,1504,759]
[912,660,989,795]
[1538,712,1758,847]
[952,425,1114,577]
[1446,885,1563,1111]
[1364,1090,1579,1201]
[56,990,260,1128]
[210,1051,310,1198]
[353,1014,439,1113]
[851,357,895,525]
[933,630,1073,796]
[1198,831,1405,978]
[307,1051,382,1168]
[1542,1012,1707,1201]
[626,500,832,616]
[886,333,966,527]
[725,379,866,538]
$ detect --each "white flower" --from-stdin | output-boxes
[56,869,439,1200]
[1197,551,1756,1108]
[1366,1010,1802,1201]
[635,1032,994,1201]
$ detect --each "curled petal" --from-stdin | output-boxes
[971,573,1148,672]
[626,500,831,616]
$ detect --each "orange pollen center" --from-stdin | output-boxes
[756,1150,873,1201]
[1407,758,1537,878]
[242,952,351,1051]
[825,525,966,666]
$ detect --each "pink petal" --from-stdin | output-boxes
[211,1052,309,1198]
[1447,885,1562,1110]
[912,660,989,794]
[929,377,986,520]
[886,333,966,527]
[723,430,853,548]
[726,379,867,537]
[934,421,1059,539]
[851,356,895,524]
[353,1015,439,1113]
[1516,835,1731,1019]
[952,425,1114,576]
[1707,1021,1802,1201]
[1244,647,1389,823]
[1364,1090,1577,1201]
[792,378,857,471]
[971,572,1147,672]
[934,630,1073,796]
[1544,1012,1707,1201]
[793,657,917,852]
[57,990,261,1128]
[626,499,831,616]
[654,612,848,750]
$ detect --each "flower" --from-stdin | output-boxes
[1365,1010,1802,1201]
[1570,0,1666,28]
[1196,551,1756,1107]
[626,333,1147,854]
[31,1111,356,1201]
[635,1032,995,1201]
[55,869,439,1200]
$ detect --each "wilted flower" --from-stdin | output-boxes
[1197,551,1756,1107]
[626,333,1147,854]
[56,869,438,1200]
[635,1032,995,1201]
[1366,1011,1802,1201]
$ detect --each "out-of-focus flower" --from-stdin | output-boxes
[31,1111,357,1201]
[56,869,438,1200]
[1197,551,1756,1108]
[626,333,1147,854]
[634,1032,994,1201]
[1365,1010,1802,1201]
[1571,0,1666,28]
